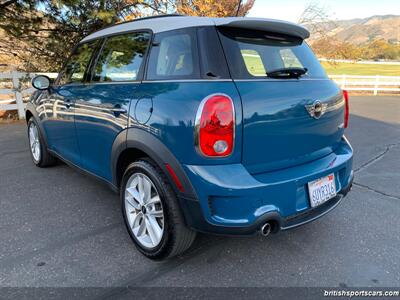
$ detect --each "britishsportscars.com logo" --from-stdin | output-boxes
[324,289,400,298]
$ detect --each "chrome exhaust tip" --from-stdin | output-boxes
[260,222,271,237]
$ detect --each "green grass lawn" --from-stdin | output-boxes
[241,52,266,76]
[321,62,400,76]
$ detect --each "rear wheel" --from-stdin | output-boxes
[121,159,196,260]
[27,118,56,167]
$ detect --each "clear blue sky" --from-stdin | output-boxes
[248,0,400,22]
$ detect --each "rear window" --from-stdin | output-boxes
[218,27,327,79]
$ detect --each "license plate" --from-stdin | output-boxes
[308,174,337,208]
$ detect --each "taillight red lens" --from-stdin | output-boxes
[343,90,349,128]
[196,94,234,157]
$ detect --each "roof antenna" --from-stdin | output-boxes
[235,0,243,16]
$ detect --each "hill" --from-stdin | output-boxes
[307,15,400,45]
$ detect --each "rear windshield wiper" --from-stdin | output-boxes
[266,67,308,79]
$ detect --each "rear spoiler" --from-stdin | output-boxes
[213,18,310,40]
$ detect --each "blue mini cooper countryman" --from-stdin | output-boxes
[26,15,353,259]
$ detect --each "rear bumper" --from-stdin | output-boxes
[180,136,353,235]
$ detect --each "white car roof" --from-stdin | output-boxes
[80,15,310,43]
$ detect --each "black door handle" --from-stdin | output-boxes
[112,107,127,114]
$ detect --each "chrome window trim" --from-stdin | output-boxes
[142,79,233,83]
[52,81,142,88]
[86,80,142,85]
[53,79,233,87]
[232,78,331,82]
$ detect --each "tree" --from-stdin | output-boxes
[298,3,400,61]
[177,0,254,17]
[311,38,362,60]
[298,2,358,61]
[0,0,255,71]
[0,0,133,71]
[298,2,337,40]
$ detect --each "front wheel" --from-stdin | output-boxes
[121,159,196,260]
[27,118,56,167]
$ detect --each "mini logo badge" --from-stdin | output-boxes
[305,100,327,119]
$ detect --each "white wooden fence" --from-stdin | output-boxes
[330,75,400,96]
[0,72,58,119]
[0,72,399,120]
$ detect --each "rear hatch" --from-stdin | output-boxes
[218,26,345,174]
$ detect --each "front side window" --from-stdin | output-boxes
[93,32,150,82]
[58,40,98,85]
[147,28,200,80]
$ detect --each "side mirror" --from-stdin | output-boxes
[32,75,51,90]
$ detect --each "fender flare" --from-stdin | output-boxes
[111,127,198,201]
[25,102,50,150]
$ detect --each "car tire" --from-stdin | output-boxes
[27,118,57,167]
[121,159,196,260]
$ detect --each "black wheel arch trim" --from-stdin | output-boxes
[25,102,50,150]
[111,127,198,201]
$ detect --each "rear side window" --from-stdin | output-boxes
[93,32,150,82]
[146,28,200,80]
[58,40,98,85]
[218,27,327,79]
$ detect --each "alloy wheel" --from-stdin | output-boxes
[28,122,41,162]
[124,173,164,248]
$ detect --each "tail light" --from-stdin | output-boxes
[343,90,349,128]
[195,94,235,157]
